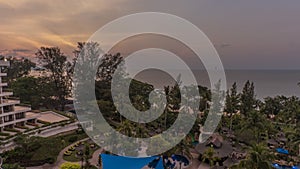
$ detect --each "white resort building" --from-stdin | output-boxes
[0,60,38,132]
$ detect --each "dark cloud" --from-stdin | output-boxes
[12,48,32,52]
[0,48,33,57]
[220,44,232,49]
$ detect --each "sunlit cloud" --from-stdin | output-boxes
[0,0,128,57]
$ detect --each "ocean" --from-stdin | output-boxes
[133,69,300,99]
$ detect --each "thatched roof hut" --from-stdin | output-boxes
[195,134,233,159]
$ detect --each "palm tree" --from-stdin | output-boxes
[201,147,219,166]
[117,120,134,137]
[286,125,300,156]
[83,144,91,169]
[231,143,273,169]
[240,110,266,143]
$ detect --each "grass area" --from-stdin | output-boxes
[30,132,88,161]
[0,132,10,137]
[4,128,20,133]
[1,130,88,166]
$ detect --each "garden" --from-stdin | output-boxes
[0,130,88,167]
[63,139,99,162]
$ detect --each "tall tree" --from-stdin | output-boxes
[225,82,239,114]
[240,110,266,143]
[1,56,35,84]
[73,42,123,82]
[240,80,256,116]
[36,47,72,111]
[232,143,273,169]
[224,83,240,131]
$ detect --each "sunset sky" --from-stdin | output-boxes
[0,0,299,69]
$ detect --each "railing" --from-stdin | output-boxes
[0,61,9,67]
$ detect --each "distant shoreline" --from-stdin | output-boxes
[132,69,300,99]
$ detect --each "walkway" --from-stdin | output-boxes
[90,148,104,166]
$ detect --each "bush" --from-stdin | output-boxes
[2,163,25,169]
[76,128,84,134]
[4,128,20,133]
[60,162,81,169]
[0,132,10,136]
[37,120,50,125]
[15,125,29,129]
[68,136,78,143]
[46,157,55,164]
[26,122,39,127]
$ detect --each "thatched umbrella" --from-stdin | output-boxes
[267,139,279,147]
[195,140,233,159]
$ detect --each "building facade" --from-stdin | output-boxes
[0,61,37,132]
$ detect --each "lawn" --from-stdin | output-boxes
[1,130,88,166]
[31,132,88,161]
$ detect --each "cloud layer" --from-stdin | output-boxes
[0,0,300,69]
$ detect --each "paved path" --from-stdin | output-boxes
[90,148,104,166]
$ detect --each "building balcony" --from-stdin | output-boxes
[0,100,20,107]
[0,106,31,117]
[0,92,13,97]
[0,83,8,87]
[0,112,39,128]
[0,61,10,67]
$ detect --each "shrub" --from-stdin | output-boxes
[68,136,78,143]
[4,128,20,133]
[0,132,10,136]
[60,162,81,169]
[37,120,50,125]
[46,157,55,164]
[15,125,29,129]
[26,122,39,127]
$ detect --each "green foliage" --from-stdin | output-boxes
[225,82,239,114]
[1,56,36,84]
[201,147,220,166]
[233,143,273,169]
[2,132,87,167]
[68,136,78,143]
[11,76,57,109]
[84,144,90,157]
[0,132,10,136]
[36,47,73,111]
[240,80,257,115]
[4,128,20,133]
[1,163,25,169]
[60,162,81,169]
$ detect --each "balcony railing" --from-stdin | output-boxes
[0,100,20,106]
[0,83,8,87]
[0,61,10,67]
[0,92,13,97]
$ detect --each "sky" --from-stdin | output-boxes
[0,0,300,69]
